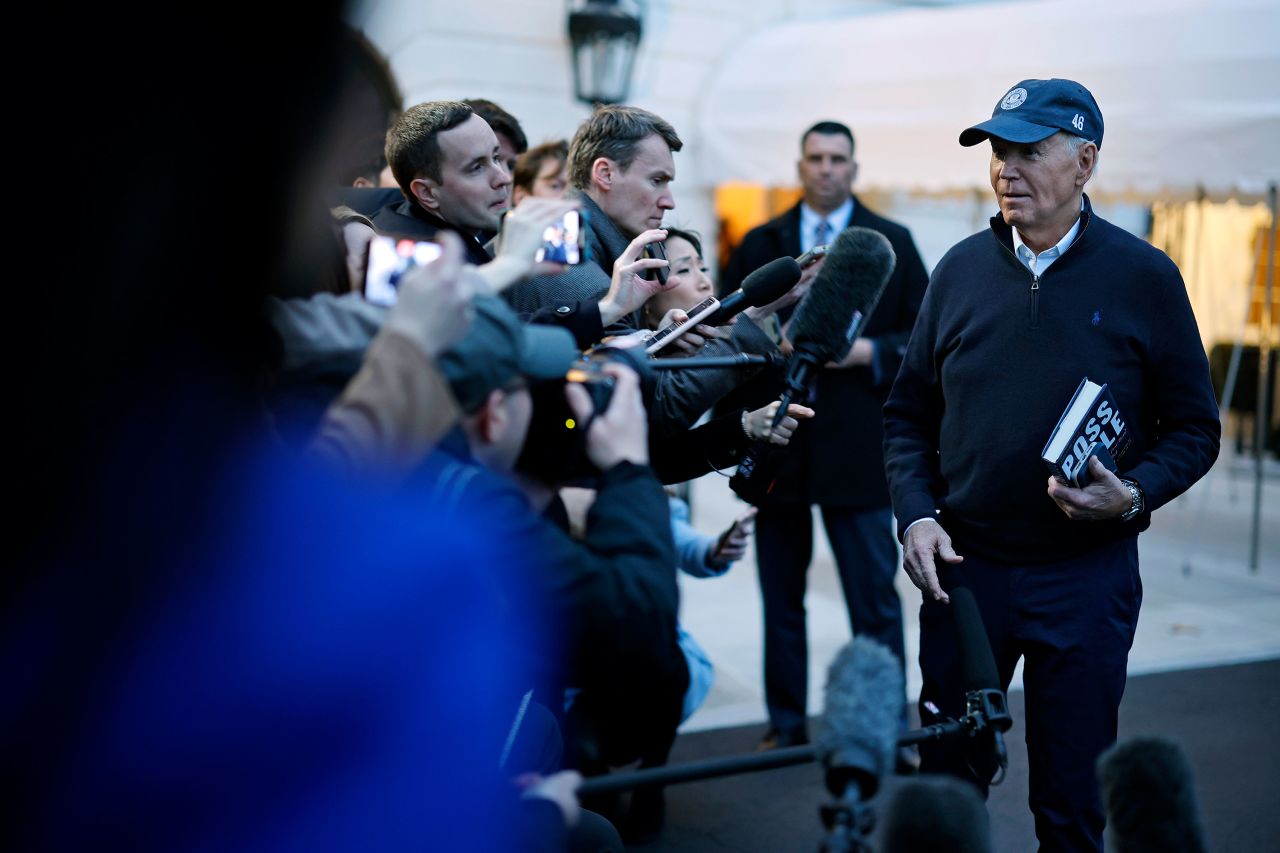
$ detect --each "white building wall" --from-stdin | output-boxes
[346,1,1145,275]
[347,0,957,263]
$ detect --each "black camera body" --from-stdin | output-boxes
[515,343,652,486]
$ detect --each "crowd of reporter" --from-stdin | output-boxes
[11,10,1214,851]
[9,11,820,849]
[286,95,818,848]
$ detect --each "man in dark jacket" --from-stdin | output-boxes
[721,120,929,750]
[883,79,1220,850]
[373,100,510,266]
[502,104,783,433]
[420,297,688,788]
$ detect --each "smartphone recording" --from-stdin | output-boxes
[642,240,669,285]
[534,209,586,265]
[364,235,443,306]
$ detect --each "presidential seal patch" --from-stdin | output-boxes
[1000,88,1028,110]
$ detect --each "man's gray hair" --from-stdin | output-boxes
[1059,131,1099,180]
[568,105,683,191]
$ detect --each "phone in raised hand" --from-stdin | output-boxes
[364,235,443,306]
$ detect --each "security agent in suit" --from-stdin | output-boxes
[720,121,929,749]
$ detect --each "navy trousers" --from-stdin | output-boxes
[918,536,1142,853]
[755,504,905,736]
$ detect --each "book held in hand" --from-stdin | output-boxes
[1041,377,1131,487]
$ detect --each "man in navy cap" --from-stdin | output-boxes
[883,79,1220,850]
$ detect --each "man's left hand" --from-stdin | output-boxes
[1046,456,1132,521]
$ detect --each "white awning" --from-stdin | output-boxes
[696,0,1280,198]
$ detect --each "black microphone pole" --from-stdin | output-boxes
[576,720,972,795]
[950,586,1013,784]
[646,352,786,370]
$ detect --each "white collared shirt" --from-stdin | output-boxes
[799,198,854,253]
[1012,200,1085,276]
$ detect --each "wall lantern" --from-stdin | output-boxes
[567,0,643,106]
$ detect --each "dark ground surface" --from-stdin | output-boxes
[621,658,1280,851]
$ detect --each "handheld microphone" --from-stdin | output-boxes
[771,227,895,428]
[703,256,802,327]
[1098,737,1208,853]
[731,228,894,500]
[950,586,1012,785]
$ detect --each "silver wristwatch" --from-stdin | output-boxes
[1119,479,1145,522]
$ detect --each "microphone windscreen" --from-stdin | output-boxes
[815,635,904,798]
[950,586,1000,693]
[1098,737,1208,853]
[788,227,895,363]
[739,256,802,307]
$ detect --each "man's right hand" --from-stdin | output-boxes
[481,197,582,291]
[564,362,649,470]
[902,518,963,604]
[598,229,671,326]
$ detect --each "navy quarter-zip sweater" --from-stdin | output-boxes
[884,196,1220,564]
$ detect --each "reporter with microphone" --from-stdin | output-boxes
[720,120,930,755]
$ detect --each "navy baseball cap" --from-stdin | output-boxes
[960,78,1103,149]
[438,295,579,413]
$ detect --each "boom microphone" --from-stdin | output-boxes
[774,227,895,428]
[816,636,904,800]
[816,636,903,851]
[950,587,1012,784]
[703,256,802,326]
[1097,737,1208,853]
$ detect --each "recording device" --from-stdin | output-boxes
[815,636,904,850]
[797,243,831,269]
[644,255,802,355]
[950,586,1013,785]
[576,627,1007,811]
[771,228,895,427]
[1098,737,1208,853]
[725,507,757,540]
[702,256,803,327]
[640,240,669,286]
[363,235,443,306]
[645,295,721,354]
[534,209,587,265]
[732,228,896,500]
[515,343,653,486]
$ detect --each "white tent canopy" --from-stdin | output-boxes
[696,0,1280,198]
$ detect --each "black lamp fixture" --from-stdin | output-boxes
[567,0,643,106]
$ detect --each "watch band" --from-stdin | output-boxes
[1119,478,1144,522]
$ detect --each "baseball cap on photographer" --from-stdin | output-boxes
[438,295,579,413]
[959,78,1103,149]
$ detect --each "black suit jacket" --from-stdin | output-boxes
[369,199,495,267]
[720,197,929,508]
